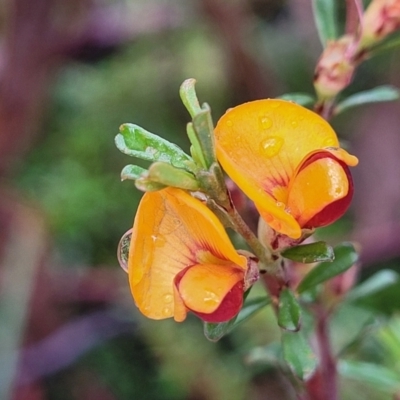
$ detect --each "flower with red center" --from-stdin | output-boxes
[214,99,358,240]
[128,187,256,322]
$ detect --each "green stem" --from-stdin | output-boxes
[227,206,274,268]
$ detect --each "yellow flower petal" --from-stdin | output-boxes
[177,263,244,314]
[215,99,340,238]
[128,187,246,321]
[287,156,349,227]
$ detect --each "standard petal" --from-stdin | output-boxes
[128,187,246,321]
[287,152,353,228]
[175,263,244,319]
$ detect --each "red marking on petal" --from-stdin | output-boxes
[192,281,244,323]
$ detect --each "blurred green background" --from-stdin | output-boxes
[1,0,400,399]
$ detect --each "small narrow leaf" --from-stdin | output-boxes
[312,0,339,47]
[180,78,202,118]
[135,177,166,192]
[369,31,400,56]
[121,165,147,181]
[192,105,216,169]
[115,124,193,171]
[346,270,399,302]
[335,86,400,115]
[187,122,207,169]
[278,93,316,107]
[278,288,301,331]
[147,162,200,191]
[339,360,400,392]
[297,242,358,294]
[282,331,317,380]
[204,296,270,342]
[282,241,334,263]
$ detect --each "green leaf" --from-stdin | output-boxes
[187,122,208,169]
[330,304,375,355]
[282,331,317,380]
[312,0,339,47]
[339,360,400,393]
[346,270,399,302]
[180,78,202,118]
[369,31,400,56]
[115,124,193,171]
[204,296,270,342]
[120,165,147,181]
[278,288,301,331]
[282,241,334,264]
[335,86,400,115]
[147,162,200,191]
[135,177,166,192]
[297,242,358,294]
[278,93,316,107]
[192,105,216,169]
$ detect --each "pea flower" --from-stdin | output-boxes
[214,99,358,240]
[128,187,257,323]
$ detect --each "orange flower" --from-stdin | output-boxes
[128,187,255,322]
[215,99,358,240]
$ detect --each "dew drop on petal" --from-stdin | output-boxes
[226,120,233,127]
[204,290,220,307]
[276,201,285,209]
[162,307,171,316]
[260,136,284,158]
[259,116,273,130]
[117,229,132,273]
[291,120,298,127]
[154,234,166,248]
[163,294,173,303]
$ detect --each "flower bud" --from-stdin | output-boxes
[314,36,356,99]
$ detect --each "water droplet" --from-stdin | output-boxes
[276,201,285,209]
[259,116,272,130]
[264,214,273,223]
[204,290,220,306]
[163,294,173,303]
[274,221,282,231]
[335,187,344,196]
[270,102,280,109]
[260,136,284,157]
[154,234,166,248]
[117,229,132,273]
[226,120,233,127]
[291,120,298,127]
[162,307,171,316]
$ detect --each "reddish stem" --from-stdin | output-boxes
[305,306,338,400]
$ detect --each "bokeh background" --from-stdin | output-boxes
[1,0,400,399]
